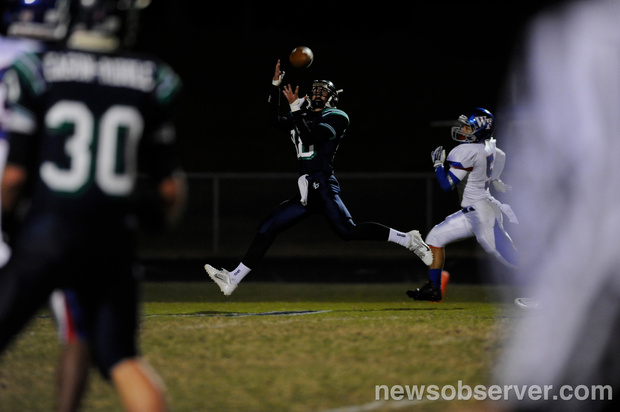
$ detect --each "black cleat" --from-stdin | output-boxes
[406,282,442,302]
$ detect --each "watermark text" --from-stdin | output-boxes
[375,381,613,402]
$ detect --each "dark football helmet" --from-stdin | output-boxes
[451,107,495,143]
[66,0,150,51]
[310,80,340,109]
[3,0,71,41]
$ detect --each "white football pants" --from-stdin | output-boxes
[425,198,518,267]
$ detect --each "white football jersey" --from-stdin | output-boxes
[0,37,40,69]
[0,36,41,267]
[1,37,41,133]
[446,138,498,207]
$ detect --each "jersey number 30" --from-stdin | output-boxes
[41,101,143,197]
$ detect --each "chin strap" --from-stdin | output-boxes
[311,88,343,110]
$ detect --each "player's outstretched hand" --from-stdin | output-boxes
[492,179,512,193]
[282,84,300,104]
[431,146,445,169]
[273,60,285,85]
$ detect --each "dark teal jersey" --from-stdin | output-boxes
[270,85,349,175]
[4,47,182,220]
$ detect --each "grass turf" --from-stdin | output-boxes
[0,282,520,411]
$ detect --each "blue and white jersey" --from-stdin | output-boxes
[0,37,41,140]
[447,138,501,207]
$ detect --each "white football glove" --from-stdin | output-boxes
[272,70,285,86]
[289,97,307,112]
[492,179,512,193]
[431,146,445,169]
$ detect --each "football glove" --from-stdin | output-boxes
[431,146,445,169]
[272,70,285,86]
[289,97,307,112]
[492,179,512,193]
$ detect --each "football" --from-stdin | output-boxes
[289,46,314,69]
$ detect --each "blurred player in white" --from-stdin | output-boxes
[494,0,620,410]
[407,108,519,302]
[0,32,41,266]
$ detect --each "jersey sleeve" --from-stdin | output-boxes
[444,145,474,183]
[447,144,476,170]
[491,147,506,180]
[318,109,349,139]
[268,84,292,131]
[147,61,182,127]
[140,61,183,181]
[294,108,349,146]
[4,52,44,169]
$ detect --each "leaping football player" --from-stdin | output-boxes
[407,108,520,302]
[204,60,432,296]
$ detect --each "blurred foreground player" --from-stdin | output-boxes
[0,1,186,411]
[205,60,432,296]
[494,1,620,410]
[407,108,519,302]
[49,289,91,412]
[0,3,90,411]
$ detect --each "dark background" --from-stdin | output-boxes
[128,1,563,283]
[134,1,563,174]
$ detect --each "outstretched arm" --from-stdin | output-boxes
[431,146,461,192]
[269,60,292,129]
[272,59,284,85]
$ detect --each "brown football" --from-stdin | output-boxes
[289,46,314,69]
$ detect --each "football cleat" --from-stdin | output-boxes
[406,281,442,302]
[514,297,539,310]
[406,230,433,266]
[204,264,237,296]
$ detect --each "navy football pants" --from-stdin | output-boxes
[0,213,139,379]
[241,173,389,268]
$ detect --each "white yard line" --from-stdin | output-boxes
[319,398,440,412]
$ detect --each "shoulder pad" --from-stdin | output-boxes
[13,52,45,96]
[322,108,349,122]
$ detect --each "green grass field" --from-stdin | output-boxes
[0,282,521,411]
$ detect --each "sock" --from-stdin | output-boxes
[230,263,251,285]
[387,228,408,247]
[429,268,442,288]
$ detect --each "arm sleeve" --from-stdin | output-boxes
[139,122,183,182]
[268,84,291,130]
[141,61,183,182]
[434,164,462,192]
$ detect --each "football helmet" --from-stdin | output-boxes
[451,107,495,143]
[310,80,340,109]
[2,0,71,41]
[66,0,150,51]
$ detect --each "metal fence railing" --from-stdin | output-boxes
[137,172,466,261]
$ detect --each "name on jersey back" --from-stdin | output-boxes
[43,51,155,92]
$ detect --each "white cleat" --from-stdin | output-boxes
[406,230,433,266]
[514,297,539,310]
[204,264,237,296]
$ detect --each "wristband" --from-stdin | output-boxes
[289,98,304,112]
